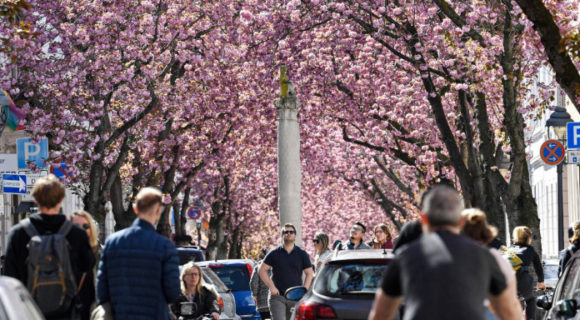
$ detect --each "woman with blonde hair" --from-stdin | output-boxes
[461,209,521,320]
[71,210,99,252]
[368,223,393,249]
[509,225,545,320]
[171,262,220,320]
[312,231,331,272]
[71,210,99,320]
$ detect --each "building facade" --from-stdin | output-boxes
[526,68,580,258]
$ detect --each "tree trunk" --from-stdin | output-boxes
[110,175,134,230]
[228,227,243,259]
[500,3,541,256]
[206,201,226,260]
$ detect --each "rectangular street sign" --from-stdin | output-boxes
[569,150,580,164]
[568,122,580,149]
[2,174,27,194]
[0,154,18,174]
[18,170,49,195]
[16,138,48,169]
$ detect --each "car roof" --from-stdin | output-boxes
[198,259,255,266]
[177,246,203,251]
[329,249,394,262]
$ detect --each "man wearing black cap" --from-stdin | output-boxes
[339,222,370,250]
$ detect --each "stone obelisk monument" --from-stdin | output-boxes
[274,66,303,247]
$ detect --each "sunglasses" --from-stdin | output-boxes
[312,239,320,244]
[282,230,296,235]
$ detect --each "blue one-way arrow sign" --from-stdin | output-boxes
[2,174,27,194]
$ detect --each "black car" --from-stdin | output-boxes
[537,249,580,319]
[177,246,205,265]
[289,249,394,320]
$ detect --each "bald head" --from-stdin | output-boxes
[421,185,464,227]
[134,187,163,215]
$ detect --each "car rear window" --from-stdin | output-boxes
[177,250,203,265]
[314,259,388,296]
[203,269,229,293]
[208,265,251,291]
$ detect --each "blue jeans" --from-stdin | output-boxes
[484,306,499,320]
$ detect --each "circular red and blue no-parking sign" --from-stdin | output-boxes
[540,140,565,165]
[187,206,202,220]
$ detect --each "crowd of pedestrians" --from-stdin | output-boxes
[1,175,574,320]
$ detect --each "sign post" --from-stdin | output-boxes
[17,138,48,169]
[567,122,580,149]
[187,206,202,220]
[187,206,203,246]
[2,174,27,194]
[540,140,566,165]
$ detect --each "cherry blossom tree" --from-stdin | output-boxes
[516,0,580,109]
[237,0,555,251]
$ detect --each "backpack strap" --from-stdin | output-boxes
[21,219,39,238]
[57,220,74,236]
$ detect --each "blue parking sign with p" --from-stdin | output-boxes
[568,122,580,149]
[17,138,49,169]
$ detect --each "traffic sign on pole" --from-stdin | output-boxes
[540,140,566,165]
[569,150,580,164]
[17,138,48,169]
[2,174,27,194]
[567,122,580,149]
[187,206,202,220]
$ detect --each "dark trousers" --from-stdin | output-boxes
[516,271,536,320]
[259,310,271,319]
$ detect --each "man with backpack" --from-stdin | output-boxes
[5,174,95,320]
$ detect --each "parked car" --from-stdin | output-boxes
[202,268,241,320]
[198,259,261,320]
[288,249,394,320]
[537,249,580,319]
[177,246,205,265]
[0,276,45,319]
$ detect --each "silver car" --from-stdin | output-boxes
[202,267,241,320]
[0,276,45,319]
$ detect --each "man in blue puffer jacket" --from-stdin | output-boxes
[97,187,180,320]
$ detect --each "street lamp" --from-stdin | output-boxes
[545,106,572,251]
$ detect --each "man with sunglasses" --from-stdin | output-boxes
[258,223,314,320]
[338,222,371,250]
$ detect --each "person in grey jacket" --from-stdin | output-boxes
[250,249,271,320]
[97,187,180,320]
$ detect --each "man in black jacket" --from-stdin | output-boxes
[5,174,95,320]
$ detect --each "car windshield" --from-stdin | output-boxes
[314,259,388,296]
[209,265,251,291]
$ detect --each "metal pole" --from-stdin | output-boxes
[196,221,201,247]
[557,162,564,251]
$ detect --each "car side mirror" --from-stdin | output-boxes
[536,295,552,310]
[284,286,307,301]
[555,299,578,317]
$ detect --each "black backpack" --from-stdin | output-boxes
[21,219,77,317]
